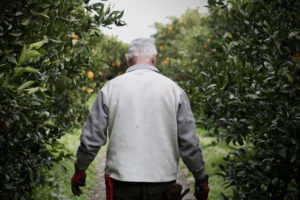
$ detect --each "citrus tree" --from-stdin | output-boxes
[83,34,128,94]
[203,0,300,199]
[153,9,213,119]
[154,0,300,198]
[0,0,124,198]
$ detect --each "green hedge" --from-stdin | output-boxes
[203,0,300,199]
[0,0,124,198]
[153,0,300,199]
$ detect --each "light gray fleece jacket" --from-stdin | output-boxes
[75,64,206,182]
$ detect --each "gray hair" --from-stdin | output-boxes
[126,38,157,59]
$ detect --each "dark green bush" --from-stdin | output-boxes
[203,0,300,199]
[0,0,124,198]
[153,0,299,199]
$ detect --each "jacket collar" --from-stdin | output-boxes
[125,64,160,73]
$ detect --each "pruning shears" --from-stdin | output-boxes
[177,188,190,200]
[167,183,190,200]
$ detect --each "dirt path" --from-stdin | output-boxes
[89,149,194,200]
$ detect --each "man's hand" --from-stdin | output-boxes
[194,175,210,200]
[71,168,86,196]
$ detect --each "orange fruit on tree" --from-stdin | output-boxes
[116,61,121,67]
[206,38,211,43]
[99,72,104,76]
[87,70,94,79]
[291,53,300,61]
[159,45,164,50]
[70,32,78,40]
[162,58,169,65]
[71,35,78,40]
[86,88,93,95]
[111,62,116,67]
[203,44,208,49]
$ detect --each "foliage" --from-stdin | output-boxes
[153,8,231,198]
[32,94,101,200]
[204,0,300,199]
[83,34,128,94]
[154,1,300,199]
[33,107,102,200]
[153,9,213,119]
[196,128,232,199]
[0,0,124,198]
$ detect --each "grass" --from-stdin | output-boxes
[33,93,99,200]
[181,128,232,199]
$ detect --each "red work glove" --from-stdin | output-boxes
[194,175,210,200]
[71,167,86,196]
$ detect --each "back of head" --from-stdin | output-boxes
[127,38,157,61]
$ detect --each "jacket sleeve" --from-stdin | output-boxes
[177,91,207,182]
[75,90,109,170]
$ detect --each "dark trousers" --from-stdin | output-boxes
[112,179,176,200]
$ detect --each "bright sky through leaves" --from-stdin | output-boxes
[92,0,208,43]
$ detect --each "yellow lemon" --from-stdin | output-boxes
[71,35,78,40]
[87,71,94,79]
[86,88,93,95]
[163,59,169,65]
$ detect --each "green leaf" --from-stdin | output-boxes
[36,12,49,19]
[7,55,17,64]
[13,67,25,78]
[43,120,56,128]
[37,48,47,56]
[24,66,39,74]
[91,2,104,9]
[15,11,23,16]
[26,87,40,94]
[286,72,294,82]
[245,94,259,99]
[207,84,217,89]
[9,32,22,37]
[29,40,45,50]
[24,50,42,62]
[288,31,299,38]
[18,45,27,66]
[18,81,35,90]
[21,19,30,26]
[13,66,38,78]
[0,72,10,86]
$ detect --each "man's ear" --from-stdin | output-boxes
[152,54,157,65]
[125,55,132,67]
